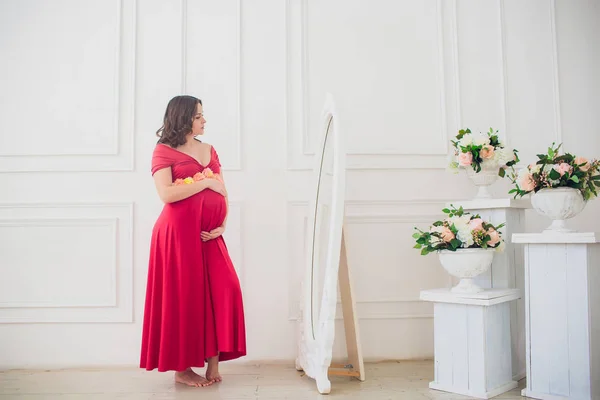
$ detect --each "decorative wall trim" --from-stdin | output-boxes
[182,0,242,170]
[0,218,118,309]
[286,200,450,320]
[0,0,137,171]
[285,0,459,170]
[549,0,563,145]
[498,0,509,146]
[0,202,133,323]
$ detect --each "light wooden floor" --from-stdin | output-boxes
[0,360,533,399]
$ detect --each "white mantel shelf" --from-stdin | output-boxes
[446,198,531,210]
[420,288,521,306]
[512,231,600,244]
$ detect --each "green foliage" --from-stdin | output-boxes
[507,142,600,201]
[413,205,505,256]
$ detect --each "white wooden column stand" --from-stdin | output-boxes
[512,232,600,400]
[449,198,530,380]
[420,288,520,399]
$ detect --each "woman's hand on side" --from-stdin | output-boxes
[206,179,227,197]
[201,225,225,242]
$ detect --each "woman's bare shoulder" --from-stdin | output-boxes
[193,137,214,152]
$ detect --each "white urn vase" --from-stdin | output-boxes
[438,248,495,294]
[530,187,587,233]
[465,162,500,199]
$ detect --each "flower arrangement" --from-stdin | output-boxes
[413,205,505,255]
[449,127,519,177]
[507,143,600,200]
[173,168,223,185]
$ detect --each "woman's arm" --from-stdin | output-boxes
[153,167,225,203]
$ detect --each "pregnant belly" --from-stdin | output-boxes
[199,190,227,231]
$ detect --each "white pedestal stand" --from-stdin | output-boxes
[449,198,530,380]
[512,232,600,400]
[420,288,520,399]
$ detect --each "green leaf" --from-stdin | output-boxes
[570,175,580,183]
[442,208,450,214]
[420,248,429,256]
[498,168,506,178]
[508,188,517,194]
[548,169,560,180]
[412,232,421,239]
[450,239,461,249]
[413,244,422,249]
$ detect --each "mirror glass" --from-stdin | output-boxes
[311,115,335,339]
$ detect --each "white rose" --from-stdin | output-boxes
[473,133,490,147]
[542,164,554,174]
[492,147,512,166]
[449,215,470,229]
[458,134,474,147]
[457,228,474,247]
[530,164,542,174]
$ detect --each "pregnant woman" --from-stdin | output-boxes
[140,95,246,387]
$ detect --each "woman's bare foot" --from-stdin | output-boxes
[206,356,222,383]
[175,368,212,387]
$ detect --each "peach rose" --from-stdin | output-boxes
[458,152,473,167]
[193,172,205,181]
[553,163,573,176]
[441,226,455,243]
[202,168,215,178]
[519,172,535,192]
[468,218,484,232]
[173,178,185,186]
[575,156,590,171]
[486,228,501,246]
[480,145,495,160]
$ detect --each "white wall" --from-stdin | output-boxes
[0,0,598,368]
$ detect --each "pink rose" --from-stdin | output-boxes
[487,228,501,246]
[575,156,590,171]
[458,152,473,167]
[441,227,455,243]
[480,145,495,159]
[553,163,573,176]
[519,172,535,192]
[468,218,484,232]
[202,168,215,178]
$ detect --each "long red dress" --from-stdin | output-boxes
[140,143,246,372]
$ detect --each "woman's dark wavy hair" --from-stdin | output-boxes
[156,95,202,147]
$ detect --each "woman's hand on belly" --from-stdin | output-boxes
[201,225,225,242]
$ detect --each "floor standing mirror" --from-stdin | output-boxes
[295,94,365,394]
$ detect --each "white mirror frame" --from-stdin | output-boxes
[296,93,346,394]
